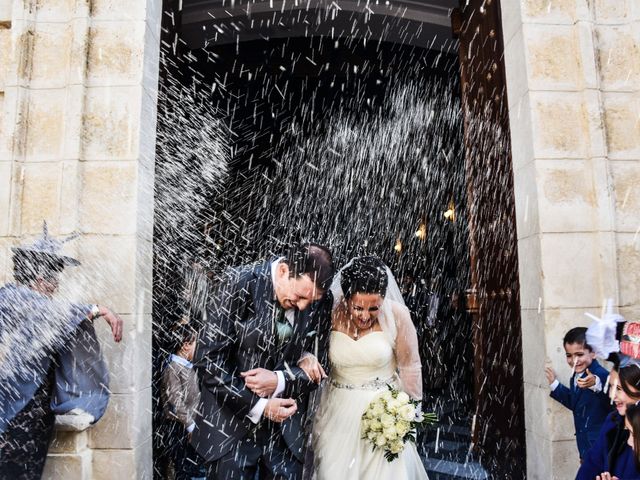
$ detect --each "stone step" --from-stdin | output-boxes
[425,439,469,456]
[422,458,490,480]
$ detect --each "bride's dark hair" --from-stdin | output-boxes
[340,256,388,299]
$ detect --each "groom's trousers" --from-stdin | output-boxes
[206,421,303,480]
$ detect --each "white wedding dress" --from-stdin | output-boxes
[311,300,429,480]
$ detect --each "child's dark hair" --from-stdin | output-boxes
[169,320,197,354]
[625,403,640,470]
[340,256,388,299]
[619,365,640,401]
[563,327,592,352]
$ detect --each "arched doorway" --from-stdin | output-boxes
[153,0,525,477]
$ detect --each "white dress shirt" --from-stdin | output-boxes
[550,373,602,393]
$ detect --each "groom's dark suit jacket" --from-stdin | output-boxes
[192,261,332,463]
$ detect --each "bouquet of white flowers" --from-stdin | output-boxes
[361,385,437,462]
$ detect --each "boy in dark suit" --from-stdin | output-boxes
[545,327,613,460]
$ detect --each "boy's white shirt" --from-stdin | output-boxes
[550,374,602,393]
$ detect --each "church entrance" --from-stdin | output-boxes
[152,1,525,478]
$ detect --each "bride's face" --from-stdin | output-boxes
[346,293,384,330]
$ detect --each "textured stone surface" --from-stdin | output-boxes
[596,25,640,91]
[79,161,138,235]
[535,159,607,233]
[611,160,640,232]
[551,438,581,480]
[520,309,547,386]
[0,1,11,23]
[0,29,10,88]
[539,232,618,309]
[81,86,142,160]
[525,428,552,478]
[530,91,590,159]
[525,24,584,90]
[29,23,74,89]
[49,430,89,454]
[617,233,640,307]
[92,449,137,480]
[87,21,146,86]
[18,162,61,234]
[516,234,544,311]
[42,449,92,480]
[602,93,640,159]
[89,393,138,450]
[513,159,539,240]
[522,0,580,23]
[24,89,67,160]
[0,162,11,236]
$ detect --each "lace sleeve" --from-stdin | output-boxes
[392,302,423,400]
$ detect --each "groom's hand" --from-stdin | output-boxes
[241,368,278,397]
[263,398,297,423]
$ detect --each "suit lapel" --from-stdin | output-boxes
[246,262,280,358]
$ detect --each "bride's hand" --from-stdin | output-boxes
[298,354,327,384]
[241,368,278,397]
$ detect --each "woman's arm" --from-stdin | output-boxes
[393,302,423,401]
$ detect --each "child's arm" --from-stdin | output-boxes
[546,367,575,410]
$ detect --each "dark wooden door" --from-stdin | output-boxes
[452,1,527,477]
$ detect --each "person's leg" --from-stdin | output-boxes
[259,428,303,480]
[167,421,194,480]
[0,373,55,480]
[206,431,262,480]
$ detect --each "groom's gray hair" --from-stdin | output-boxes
[284,243,335,291]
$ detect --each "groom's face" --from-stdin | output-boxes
[274,263,324,311]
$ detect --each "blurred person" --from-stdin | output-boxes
[577,357,640,479]
[160,320,206,480]
[0,223,123,480]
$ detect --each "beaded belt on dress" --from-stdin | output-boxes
[330,375,397,391]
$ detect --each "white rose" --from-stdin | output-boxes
[380,413,395,428]
[396,391,410,404]
[383,425,398,440]
[396,420,410,437]
[367,430,377,441]
[375,434,387,447]
[398,404,416,422]
[369,419,382,432]
[390,439,404,454]
[387,399,403,413]
[380,390,393,402]
[370,402,385,417]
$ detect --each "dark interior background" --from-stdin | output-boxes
[152,3,477,477]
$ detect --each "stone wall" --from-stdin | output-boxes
[501,0,640,478]
[0,0,161,478]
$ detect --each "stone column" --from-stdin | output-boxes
[501,0,640,478]
[0,0,161,478]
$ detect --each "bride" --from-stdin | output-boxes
[303,256,428,480]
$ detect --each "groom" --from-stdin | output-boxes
[192,243,334,479]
